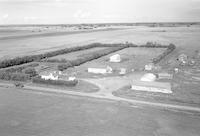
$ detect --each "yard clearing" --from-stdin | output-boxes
[63,47,165,78]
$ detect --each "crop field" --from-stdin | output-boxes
[1,25,200,60]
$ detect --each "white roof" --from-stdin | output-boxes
[141,73,156,82]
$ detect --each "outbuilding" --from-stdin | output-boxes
[140,73,157,82]
[131,81,172,94]
[109,54,121,62]
[144,63,154,71]
[88,66,113,74]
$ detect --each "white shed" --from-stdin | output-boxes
[131,81,172,94]
[88,68,107,74]
[88,66,113,74]
[109,54,121,62]
[140,73,156,82]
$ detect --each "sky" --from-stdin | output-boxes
[0,0,200,24]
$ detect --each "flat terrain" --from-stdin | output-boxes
[48,47,108,61]
[1,24,200,136]
[0,87,200,136]
[1,25,200,60]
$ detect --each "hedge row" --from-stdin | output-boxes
[0,43,124,69]
[0,42,170,69]
[0,63,39,73]
[152,43,176,64]
[0,72,31,81]
[57,46,127,71]
[32,76,78,87]
[0,63,38,81]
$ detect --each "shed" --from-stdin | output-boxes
[144,63,154,71]
[109,54,121,62]
[88,66,113,74]
[140,73,157,82]
[158,73,172,79]
[131,81,172,94]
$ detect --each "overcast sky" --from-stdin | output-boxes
[0,0,200,24]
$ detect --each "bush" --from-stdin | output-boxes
[1,63,39,73]
[22,67,37,77]
[14,82,24,88]
[32,76,78,87]
[57,62,73,71]
[0,72,30,81]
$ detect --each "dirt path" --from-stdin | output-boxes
[22,75,200,113]
[1,76,200,112]
[22,84,200,113]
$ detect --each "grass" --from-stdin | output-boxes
[64,47,165,78]
[29,79,99,93]
[48,47,108,61]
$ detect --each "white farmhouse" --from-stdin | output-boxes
[109,54,121,62]
[41,72,59,80]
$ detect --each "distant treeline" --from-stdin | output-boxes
[32,76,78,87]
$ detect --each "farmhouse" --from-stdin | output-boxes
[40,71,59,80]
[109,54,121,62]
[140,73,157,82]
[88,66,113,74]
[41,73,58,80]
[131,81,172,94]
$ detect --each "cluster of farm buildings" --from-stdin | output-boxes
[39,53,175,94]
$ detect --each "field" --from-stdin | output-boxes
[0,87,200,136]
[48,47,109,61]
[1,24,200,60]
[1,23,200,135]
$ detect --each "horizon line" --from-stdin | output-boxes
[0,21,200,26]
